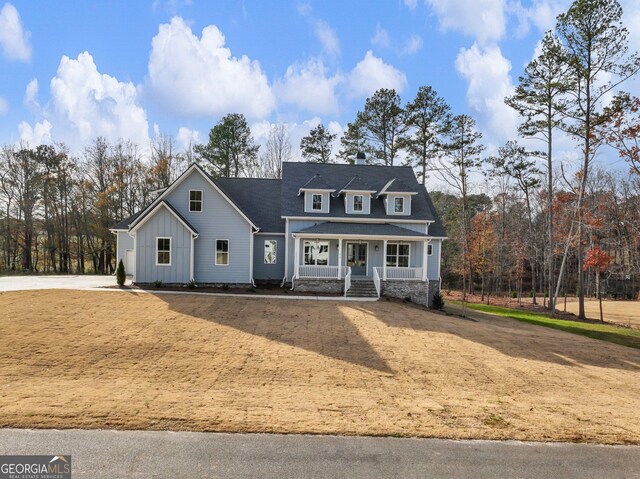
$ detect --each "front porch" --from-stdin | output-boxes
[291,223,434,303]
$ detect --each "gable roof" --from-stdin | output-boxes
[130,200,199,236]
[215,178,285,233]
[111,209,145,231]
[299,173,334,193]
[121,164,258,232]
[281,162,445,233]
[338,176,375,194]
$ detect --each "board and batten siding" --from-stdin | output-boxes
[303,191,330,213]
[162,169,252,283]
[253,234,285,281]
[287,219,324,281]
[344,193,371,215]
[427,239,441,280]
[116,231,133,267]
[135,206,192,284]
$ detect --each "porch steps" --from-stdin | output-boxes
[346,279,379,298]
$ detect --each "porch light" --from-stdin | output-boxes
[375,245,379,251]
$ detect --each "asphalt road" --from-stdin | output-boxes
[1,429,638,479]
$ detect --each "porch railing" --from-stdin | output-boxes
[298,265,347,279]
[344,267,352,296]
[374,267,424,280]
[372,267,381,298]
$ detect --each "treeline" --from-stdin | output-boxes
[0,137,190,274]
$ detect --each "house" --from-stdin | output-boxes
[111,157,446,306]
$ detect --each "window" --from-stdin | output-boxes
[312,194,323,210]
[394,197,404,213]
[303,241,329,265]
[156,237,171,265]
[264,240,277,264]
[427,244,433,256]
[386,243,409,267]
[189,190,202,212]
[215,240,229,265]
[353,195,363,212]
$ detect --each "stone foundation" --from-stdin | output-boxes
[293,279,344,294]
[381,279,440,307]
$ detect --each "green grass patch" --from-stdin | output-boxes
[448,300,640,350]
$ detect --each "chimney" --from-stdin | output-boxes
[355,151,366,165]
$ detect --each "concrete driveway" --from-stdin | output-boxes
[0,429,638,479]
[0,274,121,291]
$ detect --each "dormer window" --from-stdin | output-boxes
[312,194,323,210]
[353,195,363,212]
[394,197,404,213]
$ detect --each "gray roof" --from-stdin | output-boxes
[281,162,446,236]
[296,222,429,238]
[300,173,333,191]
[162,201,199,234]
[382,178,414,194]
[215,177,285,233]
[112,162,446,238]
[131,200,199,234]
[111,209,144,230]
[338,175,375,193]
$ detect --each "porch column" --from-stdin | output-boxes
[422,240,428,281]
[294,236,300,279]
[383,239,388,280]
[337,238,343,279]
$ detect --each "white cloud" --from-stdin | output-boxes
[371,25,390,48]
[296,2,312,17]
[526,0,569,32]
[347,50,408,98]
[623,0,640,58]
[455,43,518,141]
[19,52,150,150]
[427,0,506,46]
[404,0,418,10]
[251,118,344,163]
[402,34,423,55]
[177,126,200,151]
[18,119,51,145]
[315,20,340,58]
[275,58,342,115]
[0,3,31,62]
[0,96,8,114]
[147,17,275,119]
[23,78,38,108]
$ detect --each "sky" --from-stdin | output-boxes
[1,0,640,177]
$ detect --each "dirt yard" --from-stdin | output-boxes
[0,290,639,444]
[563,298,640,328]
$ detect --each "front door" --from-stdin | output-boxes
[346,242,367,276]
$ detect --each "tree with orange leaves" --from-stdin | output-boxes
[583,246,612,322]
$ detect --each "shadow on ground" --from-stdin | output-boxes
[152,293,640,373]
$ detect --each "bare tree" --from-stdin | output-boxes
[260,124,291,178]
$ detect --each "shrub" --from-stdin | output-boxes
[222,283,230,291]
[431,291,445,310]
[511,291,518,298]
[187,279,196,289]
[116,259,126,286]
[154,280,163,288]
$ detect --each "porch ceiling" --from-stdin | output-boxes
[293,222,429,239]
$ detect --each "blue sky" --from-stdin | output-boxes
[1,0,640,169]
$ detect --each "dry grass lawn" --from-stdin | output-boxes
[1,290,639,444]
[563,298,640,328]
